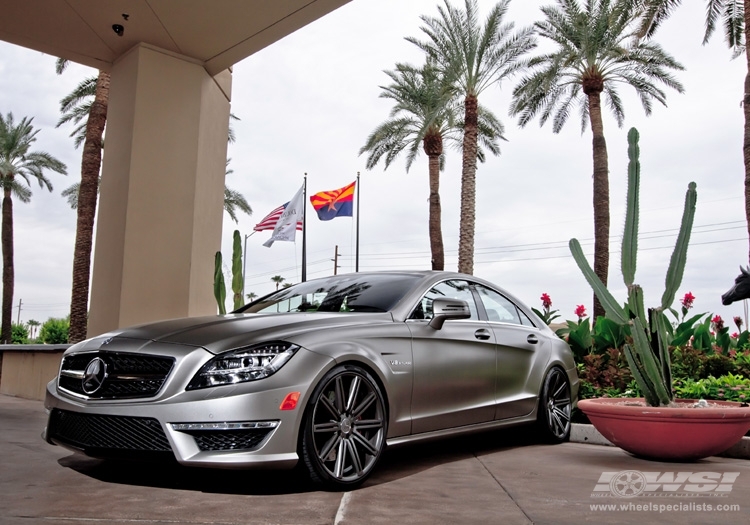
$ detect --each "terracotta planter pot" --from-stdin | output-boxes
[578,398,750,461]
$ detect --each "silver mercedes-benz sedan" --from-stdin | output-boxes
[43,271,578,489]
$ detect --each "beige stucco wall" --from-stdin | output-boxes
[0,351,64,401]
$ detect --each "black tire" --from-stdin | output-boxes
[300,364,387,489]
[537,366,572,443]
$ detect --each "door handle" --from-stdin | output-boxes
[474,329,491,341]
[527,334,539,344]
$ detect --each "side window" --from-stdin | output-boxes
[476,285,533,327]
[410,280,479,321]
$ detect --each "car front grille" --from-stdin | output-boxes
[59,352,175,399]
[47,409,172,454]
[186,429,275,451]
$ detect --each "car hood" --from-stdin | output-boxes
[78,312,395,355]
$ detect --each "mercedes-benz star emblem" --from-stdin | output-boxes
[82,357,108,394]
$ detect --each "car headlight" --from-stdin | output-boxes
[187,342,300,390]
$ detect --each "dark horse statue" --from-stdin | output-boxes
[722,266,750,305]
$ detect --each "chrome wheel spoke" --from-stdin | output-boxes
[334,376,345,413]
[313,421,340,433]
[346,439,363,476]
[333,439,347,478]
[319,394,340,420]
[351,392,376,420]
[353,418,383,431]
[351,430,379,456]
[346,375,361,412]
[318,433,341,462]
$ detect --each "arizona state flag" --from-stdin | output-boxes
[310,181,355,221]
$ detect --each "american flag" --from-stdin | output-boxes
[253,202,304,232]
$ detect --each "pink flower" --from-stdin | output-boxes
[712,315,725,331]
[681,292,695,309]
[540,293,552,310]
[732,332,740,339]
[575,305,587,320]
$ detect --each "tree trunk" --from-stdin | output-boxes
[457,93,479,275]
[744,0,750,264]
[427,153,444,271]
[1,186,14,344]
[588,92,610,320]
[68,70,110,343]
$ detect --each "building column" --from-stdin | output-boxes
[88,44,230,337]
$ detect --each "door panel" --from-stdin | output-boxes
[473,285,541,419]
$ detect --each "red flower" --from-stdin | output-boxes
[540,293,552,310]
[734,316,743,330]
[681,292,695,309]
[712,315,725,331]
[575,304,587,319]
[732,332,740,339]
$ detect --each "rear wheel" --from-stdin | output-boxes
[301,364,387,489]
[537,367,571,443]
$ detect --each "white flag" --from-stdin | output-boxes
[263,184,305,248]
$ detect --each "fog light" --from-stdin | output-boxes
[280,392,300,411]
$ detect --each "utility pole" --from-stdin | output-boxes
[332,245,340,275]
[16,298,22,324]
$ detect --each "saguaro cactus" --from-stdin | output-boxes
[232,230,244,310]
[213,251,227,315]
[213,229,244,315]
[569,128,697,407]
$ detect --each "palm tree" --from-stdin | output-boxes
[271,275,285,290]
[638,1,750,262]
[0,113,66,343]
[361,62,506,270]
[56,59,109,343]
[510,0,684,318]
[407,0,536,275]
[224,159,252,223]
[360,62,460,271]
[27,319,40,340]
[246,292,257,301]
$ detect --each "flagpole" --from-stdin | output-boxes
[356,171,360,272]
[302,173,307,282]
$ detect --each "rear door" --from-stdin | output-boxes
[474,285,544,420]
[407,279,497,434]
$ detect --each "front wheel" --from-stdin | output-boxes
[300,364,387,489]
[537,367,571,443]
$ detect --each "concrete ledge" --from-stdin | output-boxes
[571,422,750,459]
[0,345,69,401]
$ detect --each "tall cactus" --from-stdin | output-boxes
[213,229,244,314]
[213,251,227,315]
[231,230,244,310]
[569,128,697,407]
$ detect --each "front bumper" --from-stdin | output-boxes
[43,346,335,469]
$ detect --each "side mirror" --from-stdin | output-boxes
[429,298,471,329]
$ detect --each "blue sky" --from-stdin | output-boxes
[1,0,748,330]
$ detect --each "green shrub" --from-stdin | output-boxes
[701,354,736,379]
[39,317,70,344]
[674,374,750,403]
[11,323,29,344]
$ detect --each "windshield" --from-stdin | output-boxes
[238,273,420,314]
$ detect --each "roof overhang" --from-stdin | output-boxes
[0,0,351,75]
